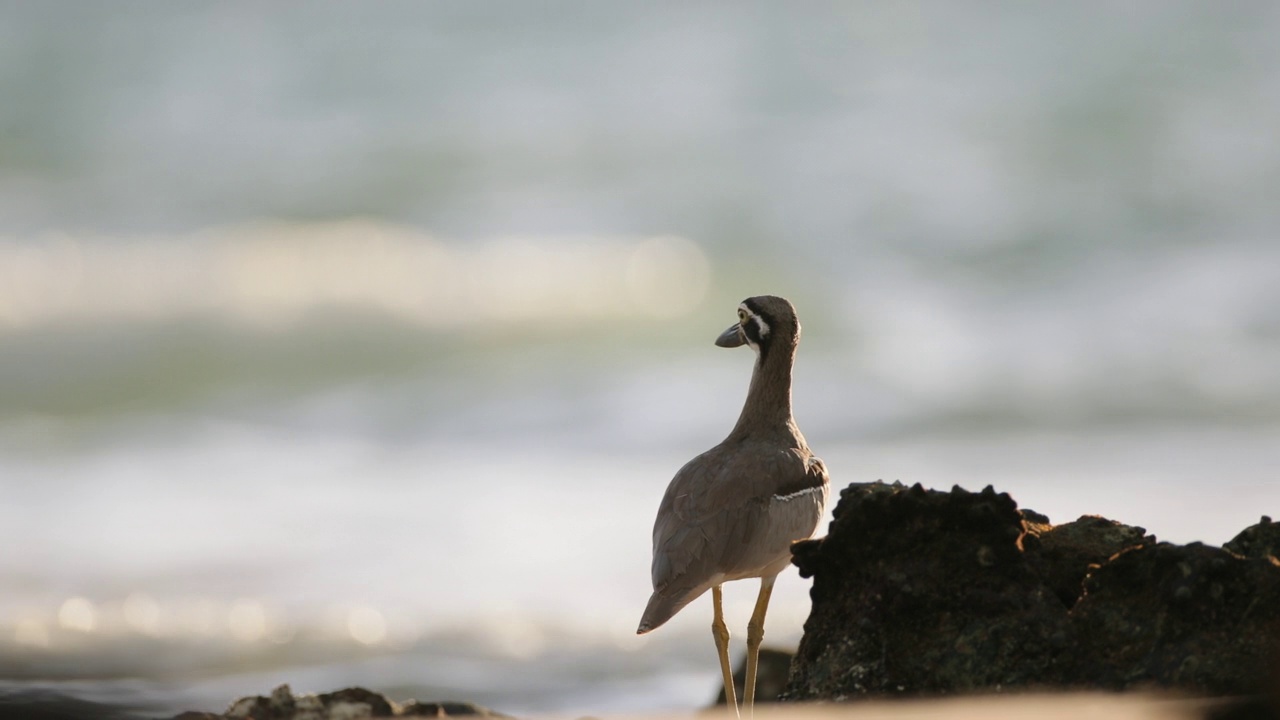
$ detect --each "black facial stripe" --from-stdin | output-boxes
[740,299,777,360]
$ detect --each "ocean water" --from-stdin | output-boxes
[2,2,1280,717]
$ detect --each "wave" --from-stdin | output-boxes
[0,222,711,332]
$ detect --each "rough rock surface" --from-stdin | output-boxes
[1225,516,1280,560]
[786,482,1073,698]
[180,685,510,719]
[1025,514,1153,608]
[784,481,1280,702]
[1073,541,1280,694]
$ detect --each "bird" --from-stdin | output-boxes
[637,295,829,718]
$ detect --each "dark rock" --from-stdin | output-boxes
[1226,516,1280,560]
[224,684,300,719]
[315,687,395,717]
[223,694,274,720]
[171,714,223,720]
[188,686,514,719]
[786,481,1073,699]
[712,647,794,706]
[1020,508,1052,525]
[399,700,512,717]
[222,685,397,719]
[0,690,143,720]
[1029,515,1152,608]
[1074,542,1280,694]
[784,480,1280,702]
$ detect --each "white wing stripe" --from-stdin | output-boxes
[772,484,823,502]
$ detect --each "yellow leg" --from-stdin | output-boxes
[712,585,739,718]
[744,576,776,717]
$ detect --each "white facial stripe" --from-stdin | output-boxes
[739,304,769,335]
[738,303,768,353]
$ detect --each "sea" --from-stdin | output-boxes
[1,2,1279,717]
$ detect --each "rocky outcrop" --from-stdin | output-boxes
[785,483,1072,698]
[784,481,1280,702]
[177,685,511,719]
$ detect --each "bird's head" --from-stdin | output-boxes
[714,295,800,360]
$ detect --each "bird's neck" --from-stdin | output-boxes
[728,343,799,441]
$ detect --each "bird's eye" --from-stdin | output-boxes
[737,309,748,323]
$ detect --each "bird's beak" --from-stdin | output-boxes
[715,323,746,348]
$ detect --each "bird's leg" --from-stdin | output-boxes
[744,575,776,717]
[711,584,739,718]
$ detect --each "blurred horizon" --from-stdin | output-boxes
[2,2,1279,716]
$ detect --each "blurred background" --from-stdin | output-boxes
[2,1,1279,716]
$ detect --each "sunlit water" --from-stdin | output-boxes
[3,2,1280,717]
[4,343,1278,716]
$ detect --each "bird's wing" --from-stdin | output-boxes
[718,452,829,578]
[649,445,829,594]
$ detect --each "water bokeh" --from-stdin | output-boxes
[2,3,1279,716]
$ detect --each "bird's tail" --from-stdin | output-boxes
[636,587,702,635]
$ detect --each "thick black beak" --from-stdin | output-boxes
[715,323,746,348]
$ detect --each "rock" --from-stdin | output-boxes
[221,685,397,719]
[0,690,143,720]
[711,647,794,706]
[1226,516,1280,560]
[1027,515,1153,608]
[315,688,395,718]
[399,700,512,717]
[224,693,275,719]
[223,684,305,719]
[1073,542,1280,694]
[786,482,1072,699]
[1020,508,1051,526]
[186,686,511,719]
[784,480,1280,702]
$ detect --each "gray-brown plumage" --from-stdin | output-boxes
[637,295,829,717]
